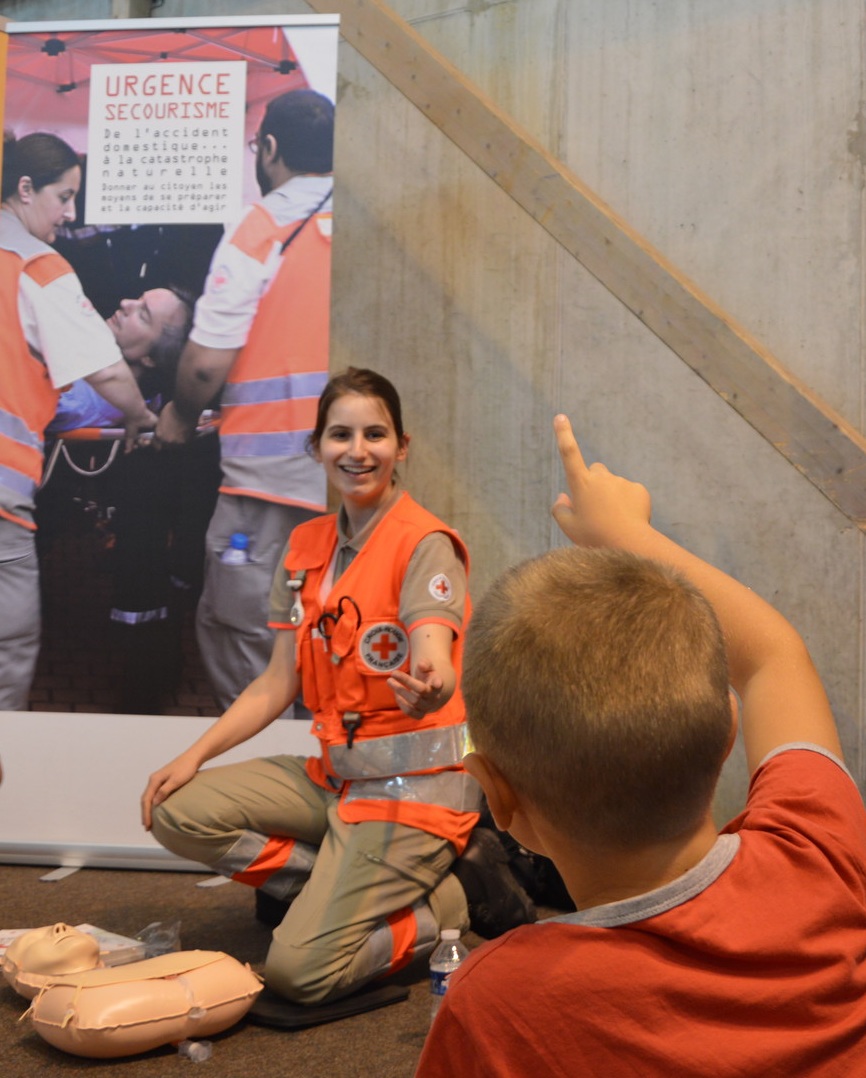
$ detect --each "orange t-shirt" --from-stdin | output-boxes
[417,747,866,1077]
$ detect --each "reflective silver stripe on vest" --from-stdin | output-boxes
[0,462,36,498]
[328,723,471,781]
[343,770,482,813]
[0,407,42,452]
[219,429,311,458]
[221,370,328,407]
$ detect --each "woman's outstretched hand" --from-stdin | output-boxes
[388,660,447,719]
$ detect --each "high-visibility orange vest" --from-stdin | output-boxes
[218,202,331,506]
[0,249,67,530]
[283,492,481,852]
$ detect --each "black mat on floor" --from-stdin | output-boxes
[249,982,410,1029]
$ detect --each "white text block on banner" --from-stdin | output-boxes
[86,61,247,225]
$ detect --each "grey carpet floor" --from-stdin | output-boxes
[1,863,457,1078]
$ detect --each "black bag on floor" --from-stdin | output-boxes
[477,805,575,913]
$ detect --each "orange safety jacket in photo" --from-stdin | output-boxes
[217,202,331,506]
[0,249,67,530]
[280,493,481,853]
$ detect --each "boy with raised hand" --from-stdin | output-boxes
[416,415,866,1076]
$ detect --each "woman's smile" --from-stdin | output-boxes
[316,391,409,528]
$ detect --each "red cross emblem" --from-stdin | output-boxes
[211,264,231,292]
[371,632,399,662]
[428,574,452,602]
[360,622,409,672]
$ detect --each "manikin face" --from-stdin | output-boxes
[17,165,80,244]
[315,392,408,516]
[107,288,186,364]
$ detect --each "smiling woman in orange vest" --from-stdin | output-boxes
[141,368,534,1010]
[0,132,156,710]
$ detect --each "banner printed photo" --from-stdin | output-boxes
[0,15,338,718]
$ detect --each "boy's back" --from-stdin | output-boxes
[420,748,866,1076]
[417,416,866,1076]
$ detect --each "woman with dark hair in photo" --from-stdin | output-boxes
[142,368,535,1014]
[0,131,156,710]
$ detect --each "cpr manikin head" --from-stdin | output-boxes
[3,922,100,998]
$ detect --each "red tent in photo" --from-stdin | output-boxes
[3,22,317,203]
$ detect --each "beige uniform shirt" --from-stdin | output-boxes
[269,482,467,634]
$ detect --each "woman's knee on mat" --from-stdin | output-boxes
[263,937,360,1006]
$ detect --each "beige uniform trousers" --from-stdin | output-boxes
[151,754,469,1004]
[0,518,40,711]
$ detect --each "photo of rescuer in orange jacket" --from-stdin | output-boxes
[0,131,156,711]
[153,88,335,715]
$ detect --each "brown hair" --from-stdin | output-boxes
[2,132,79,201]
[308,367,405,454]
[463,546,732,850]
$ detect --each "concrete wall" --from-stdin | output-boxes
[3,0,863,824]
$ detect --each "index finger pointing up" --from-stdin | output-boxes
[553,414,589,480]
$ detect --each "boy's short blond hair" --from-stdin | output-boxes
[463,546,732,849]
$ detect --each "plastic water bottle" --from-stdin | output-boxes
[220,532,250,565]
[178,1039,212,1062]
[429,928,468,1022]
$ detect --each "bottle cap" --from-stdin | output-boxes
[229,532,249,550]
[440,928,460,940]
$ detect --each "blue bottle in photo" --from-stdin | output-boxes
[220,532,250,565]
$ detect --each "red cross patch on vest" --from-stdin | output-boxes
[359,623,409,672]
